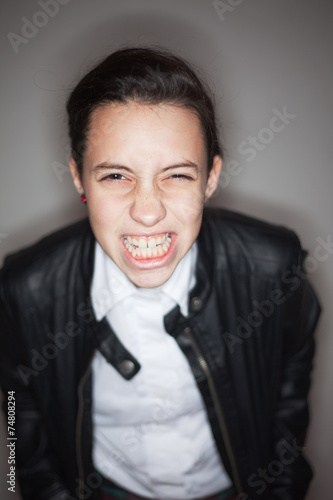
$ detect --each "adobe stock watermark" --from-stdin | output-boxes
[16,276,127,385]
[17,320,82,385]
[52,144,72,183]
[48,471,103,500]
[223,233,331,353]
[16,295,95,386]
[74,472,102,500]
[218,106,296,190]
[121,396,180,453]
[212,0,246,22]
[7,0,72,55]
[236,438,304,499]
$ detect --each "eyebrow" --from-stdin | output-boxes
[92,161,199,173]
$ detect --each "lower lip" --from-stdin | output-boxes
[121,235,177,270]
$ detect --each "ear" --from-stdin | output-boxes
[69,157,84,195]
[204,155,222,201]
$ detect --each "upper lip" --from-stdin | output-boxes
[122,231,173,237]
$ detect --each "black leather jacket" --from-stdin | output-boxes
[0,208,321,500]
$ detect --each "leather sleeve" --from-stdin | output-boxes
[0,287,72,500]
[270,251,321,499]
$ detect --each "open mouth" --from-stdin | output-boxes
[124,233,172,259]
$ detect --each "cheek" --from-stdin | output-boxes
[164,186,205,220]
[86,197,119,238]
[87,188,126,220]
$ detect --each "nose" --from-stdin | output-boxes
[129,184,166,227]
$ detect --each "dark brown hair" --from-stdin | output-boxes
[66,46,223,176]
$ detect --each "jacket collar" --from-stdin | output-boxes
[164,211,215,332]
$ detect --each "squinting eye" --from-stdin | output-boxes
[169,174,193,180]
[103,173,126,181]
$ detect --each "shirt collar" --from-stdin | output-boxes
[90,241,136,320]
[90,240,197,321]
[160,243,197,316]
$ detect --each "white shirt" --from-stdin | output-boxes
[91,241,232,499]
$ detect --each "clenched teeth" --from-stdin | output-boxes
[124,233,172,259]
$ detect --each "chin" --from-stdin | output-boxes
[128,267,174,289]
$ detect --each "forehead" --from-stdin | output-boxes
[85,102,206,167]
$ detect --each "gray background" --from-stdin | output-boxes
[0,0,332,498]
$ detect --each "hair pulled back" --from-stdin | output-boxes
[66,46,223,176]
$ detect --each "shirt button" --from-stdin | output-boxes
[118,359,135,377]
[190,296,202,311]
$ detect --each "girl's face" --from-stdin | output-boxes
[70,102,221,288]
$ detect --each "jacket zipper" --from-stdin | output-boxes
[183,326,243,495]
[76,351,95,500]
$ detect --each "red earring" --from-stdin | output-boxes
[81,194,87,205]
